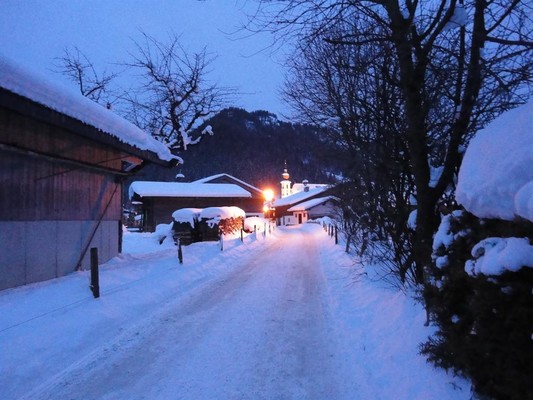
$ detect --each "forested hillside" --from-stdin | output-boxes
[130,108,343,191]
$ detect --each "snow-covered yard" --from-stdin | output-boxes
[0,224,469,399]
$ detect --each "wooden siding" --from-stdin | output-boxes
[0,107,126,170]
[0,106,126,222]
[0,151,121,221]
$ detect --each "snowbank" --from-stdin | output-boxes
[0,55,176,162]
[456,101,533,221]
[244,216,267,232]
[465,237,533,276]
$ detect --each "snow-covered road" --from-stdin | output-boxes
[1,224,469,400]
[31,228,337,399]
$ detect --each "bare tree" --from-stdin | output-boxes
[54,46,118,106]
[283,22,419,285]
[254,0,533,285]
[122,32,232,150]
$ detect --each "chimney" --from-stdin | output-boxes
[303,179,309,192]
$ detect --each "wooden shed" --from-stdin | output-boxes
[0,57,175,290]
[129,174,265,232]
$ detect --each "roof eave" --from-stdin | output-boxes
[0,88,176,167]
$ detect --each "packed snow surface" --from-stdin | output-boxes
[0,225,469,399]
[0,55,175,162]
[129,181,252,199]
[456,101,533,221]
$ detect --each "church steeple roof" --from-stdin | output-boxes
[282,160,290,181]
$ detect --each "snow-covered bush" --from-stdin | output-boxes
[199,207,245,240]
[422,102,533,400]
[423,211,533,400]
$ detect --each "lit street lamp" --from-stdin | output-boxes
[263,189,275,220]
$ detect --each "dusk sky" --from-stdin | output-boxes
[0,0,289,117]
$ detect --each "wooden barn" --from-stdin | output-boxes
[129,174,265,232]
[0,57,175,290]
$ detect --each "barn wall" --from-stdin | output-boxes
[0,148,121,221]
[0,220,119,290]
[0,106,126,290]
[0,106,124,169]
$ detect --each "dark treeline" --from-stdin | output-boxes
[128,107,343,191]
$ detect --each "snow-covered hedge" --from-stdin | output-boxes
[424,103,533,399]
[456,101,533,222]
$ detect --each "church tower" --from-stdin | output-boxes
[280,161,292,198]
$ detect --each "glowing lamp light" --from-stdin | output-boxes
[263,204,270,213]
[263,189,274,202]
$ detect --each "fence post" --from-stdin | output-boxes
[90,247,100,298]
[264,223,267,238]
[240,228,243,243]
[220,233,224,251]
[178,239,183,264]
[335,226,338,245]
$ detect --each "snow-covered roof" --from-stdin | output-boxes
[192,173,262,194]
[129,181,252,199]
[287,196,337,212]
[273,187,329,207]
[456,101,533,222]
[0,55,176,163]
[291,183,328,193]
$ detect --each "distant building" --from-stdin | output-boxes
[0,56,175,291]
[129,173,265,231]
[287,196,338,225]
[279,162,328,198]
[274,187,331,225]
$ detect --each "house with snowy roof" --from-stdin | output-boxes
[273,186,337,225]
[274,164,336,225]
[287,196,339,225]
[129,173,264,231]
[0,56,176,290]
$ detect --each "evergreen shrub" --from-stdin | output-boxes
[422,211,533,400]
